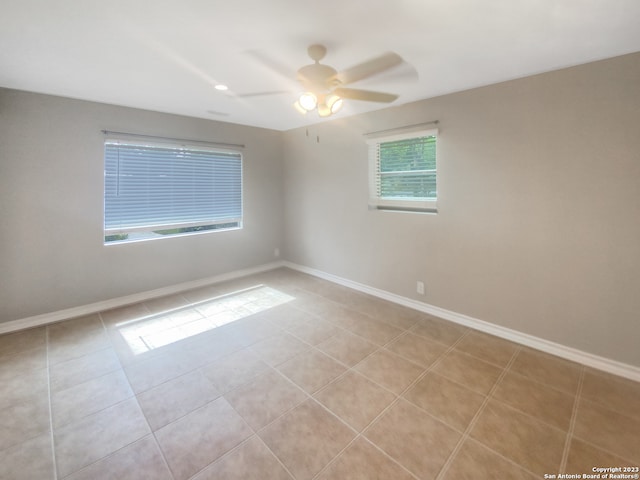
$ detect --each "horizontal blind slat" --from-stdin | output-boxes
[104,142,242,234]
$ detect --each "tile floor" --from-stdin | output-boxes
[1,267,639,479]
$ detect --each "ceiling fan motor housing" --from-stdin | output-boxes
[297,63,338,93]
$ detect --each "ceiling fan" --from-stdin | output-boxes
[245,44,408,118]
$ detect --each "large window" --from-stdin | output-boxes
[367,128,437,212]
[104,139,242,244]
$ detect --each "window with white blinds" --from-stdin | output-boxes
[367,128,437,212]
[104,139,242,243]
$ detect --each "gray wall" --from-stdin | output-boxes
[282,52,640,367]
[0,89,284,323]
[2,53,639,368]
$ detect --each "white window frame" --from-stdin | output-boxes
[367,128,438,212]
[103,138,243,244]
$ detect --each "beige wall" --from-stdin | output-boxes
[0,89,284,323]
[282,52,640,367]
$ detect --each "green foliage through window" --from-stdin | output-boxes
[378,135,436,200]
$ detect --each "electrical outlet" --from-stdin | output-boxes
[416,281,425,295]
[274,248,280,258]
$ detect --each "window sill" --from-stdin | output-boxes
[368,204,438,214]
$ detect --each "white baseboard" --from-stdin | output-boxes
[283,261,640,382]
[0,261,285,335]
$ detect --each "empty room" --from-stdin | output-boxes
[1,1,639,479]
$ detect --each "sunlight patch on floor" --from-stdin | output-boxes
[117,285,294,354]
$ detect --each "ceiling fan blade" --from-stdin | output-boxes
[244,50,297,81]
[234,90,291,98]
[333,52,403,85]
[334,87,398,103]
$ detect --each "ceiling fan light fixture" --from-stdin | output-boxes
[293,100,307,114]
[298,92,317,111]
[317,103,331,117]
[326,94,343,113]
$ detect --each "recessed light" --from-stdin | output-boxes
[214,84,228,91]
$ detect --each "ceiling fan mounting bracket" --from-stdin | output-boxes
[307,44,327,63]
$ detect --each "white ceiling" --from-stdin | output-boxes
[2,0,639,131]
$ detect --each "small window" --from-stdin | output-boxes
[367,128,437,212]
[104,139,242,244]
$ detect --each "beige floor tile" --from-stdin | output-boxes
[442,438,538,480]
[317,436,415,480]
[123,350,195,394]
[277,349,346,394]
[265,304,315,330]
[469,400,566,474]
[48,314,111,365]
[365,399,461,479]
[0,367,48,410]
[342,316,404,346]
[322,286,371,309]
[509,348,582,395]
[222,314,282,347]
[200,348,269,393]
[403,371,486,431]
[65,435,173,480]
[106,326,164,367]
[143,293,190,314]
[286,317,341,345]
[0,327,46,358]
[355,349,424,394]
[193,436,293,480]
[9,271,633,480]
[315,330,378,367]
[250,332,310,366]
[385,332,447,368]
[177,331,244,369]
[137,369,220,430]
[410,316,467,346]
[347,295,393,316]
[453,331,519,367]
[581,368,640,420]
[573,399,640,463]
[0,395,50,451]
[314,371,396,432]
[337,291,385,315]
[52,369,134,428]
[100,303,152,327]
[563,437,637,474]
[259,399,355,480]
[0,432,55,480]
[182,284,222,304]
[367,303,421,330]
[321,304,374,330]
[54,398,150,478]
[291,292,344,319]
[492,371,575,430]
[0,347,47,383]
[432,351,503,395]
[49,347,121,393]
[224,369,307,430]
[155,397,252,480]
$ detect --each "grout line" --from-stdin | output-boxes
[559,366,585,473]
[254,435,298,480]
[39,270,631,480]
[312,330,475,479]
[434,345,522,480]
[45,326,60,480]
[100,311,177,480]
